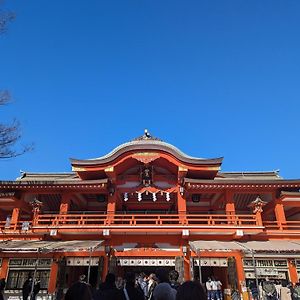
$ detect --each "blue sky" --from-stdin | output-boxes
[1,0,300,180]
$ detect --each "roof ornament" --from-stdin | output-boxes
[248,196,267,213]
[132,129,162,142]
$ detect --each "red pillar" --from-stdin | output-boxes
[274,202,286,230]
[288,259,298,284]
[0,258,9,279]
[235,253,247,299]
[102,255,109,282]
[10,207,20,230]
[183,246,191,281]
[225,191,236,224]
[177,189,187,225]
[106,194,116,225]
[48,260,59,294]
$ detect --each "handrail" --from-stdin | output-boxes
[30,213,259,228]
[264,220,300,230]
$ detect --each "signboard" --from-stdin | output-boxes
[117,258,175,267]
[194,258,228,267]
[66,257,99,266]
[9,258,51,268]
[256,268,278,276]
[243,259,287,269]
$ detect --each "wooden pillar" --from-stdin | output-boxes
[288,259,298,284]
[48,260,59,294]
[10,207,20,230]
[235,253,247,299]
[102,255,109,282]
[183,246,191,281]
[225,191,236,224]
[0,258,9,279]
[177,188,187,225]
[106,193,117,225]
[274,202,286,230]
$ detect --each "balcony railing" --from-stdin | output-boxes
[31,213,259,228]
[264,221,300,231]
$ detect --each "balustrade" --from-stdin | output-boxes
[0,212,274,233]
[30,213,259,228]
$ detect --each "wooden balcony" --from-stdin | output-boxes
[33,213,259,228]
[264,220,300,231]
[0,213,266,236]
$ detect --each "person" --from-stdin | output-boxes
[65,274,93,300]
[206,278,212,300]
[147,273,157,300]
[0,278,6,300]
[249,281,259,300]
[137,273,148,299]
[214,277,222,300]
[153,268,176,300]
[116,276,124,290]
[122,272,144,300]
[176,280,206,300]
[210,277,220,300]
[96,273,122,300]
[169,270,180,291]
[262,278,277,300]
[22,276,33,300]
[292,281,300,300]
[31,280,41,300]
[280,281,292,300]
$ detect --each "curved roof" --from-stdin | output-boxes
[70,138,223,167]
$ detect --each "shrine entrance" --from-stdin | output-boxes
[193,258,229,287]
[116,257,176,277]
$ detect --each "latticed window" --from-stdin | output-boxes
[6,270,50,289]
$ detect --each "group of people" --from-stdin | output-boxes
[0,276,40,300]
[205,277,223,300]
[248,278,300,300]
[65,268,206,300]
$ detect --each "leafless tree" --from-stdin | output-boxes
[0,6,14,34]
[0,4,32,158]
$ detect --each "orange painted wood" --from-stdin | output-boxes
[48,261,59,294]
[0,258,9,279]
[288,259,299,284]
[102,255,109,282]
[234,253,246,293]
[274,202,287,230]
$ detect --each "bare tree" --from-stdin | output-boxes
[0,5,14,34]
[0,4,32,158]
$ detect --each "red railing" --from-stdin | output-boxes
[31,213,259,228]
[264,220,300,231]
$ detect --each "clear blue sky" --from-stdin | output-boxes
[1,0,300,180]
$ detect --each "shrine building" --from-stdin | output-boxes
[1,130,300,299]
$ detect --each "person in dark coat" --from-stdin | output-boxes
[65,274,93,300]
[176,281,206,300]
[31,280,41,300]
[95,273,122,300]
[169,270,180,291]
[22,277,33,300]
[147,273,157,300]
[122,272,144,300]
[0,278,6,300]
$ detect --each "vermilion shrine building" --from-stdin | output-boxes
[1,131,300,298]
